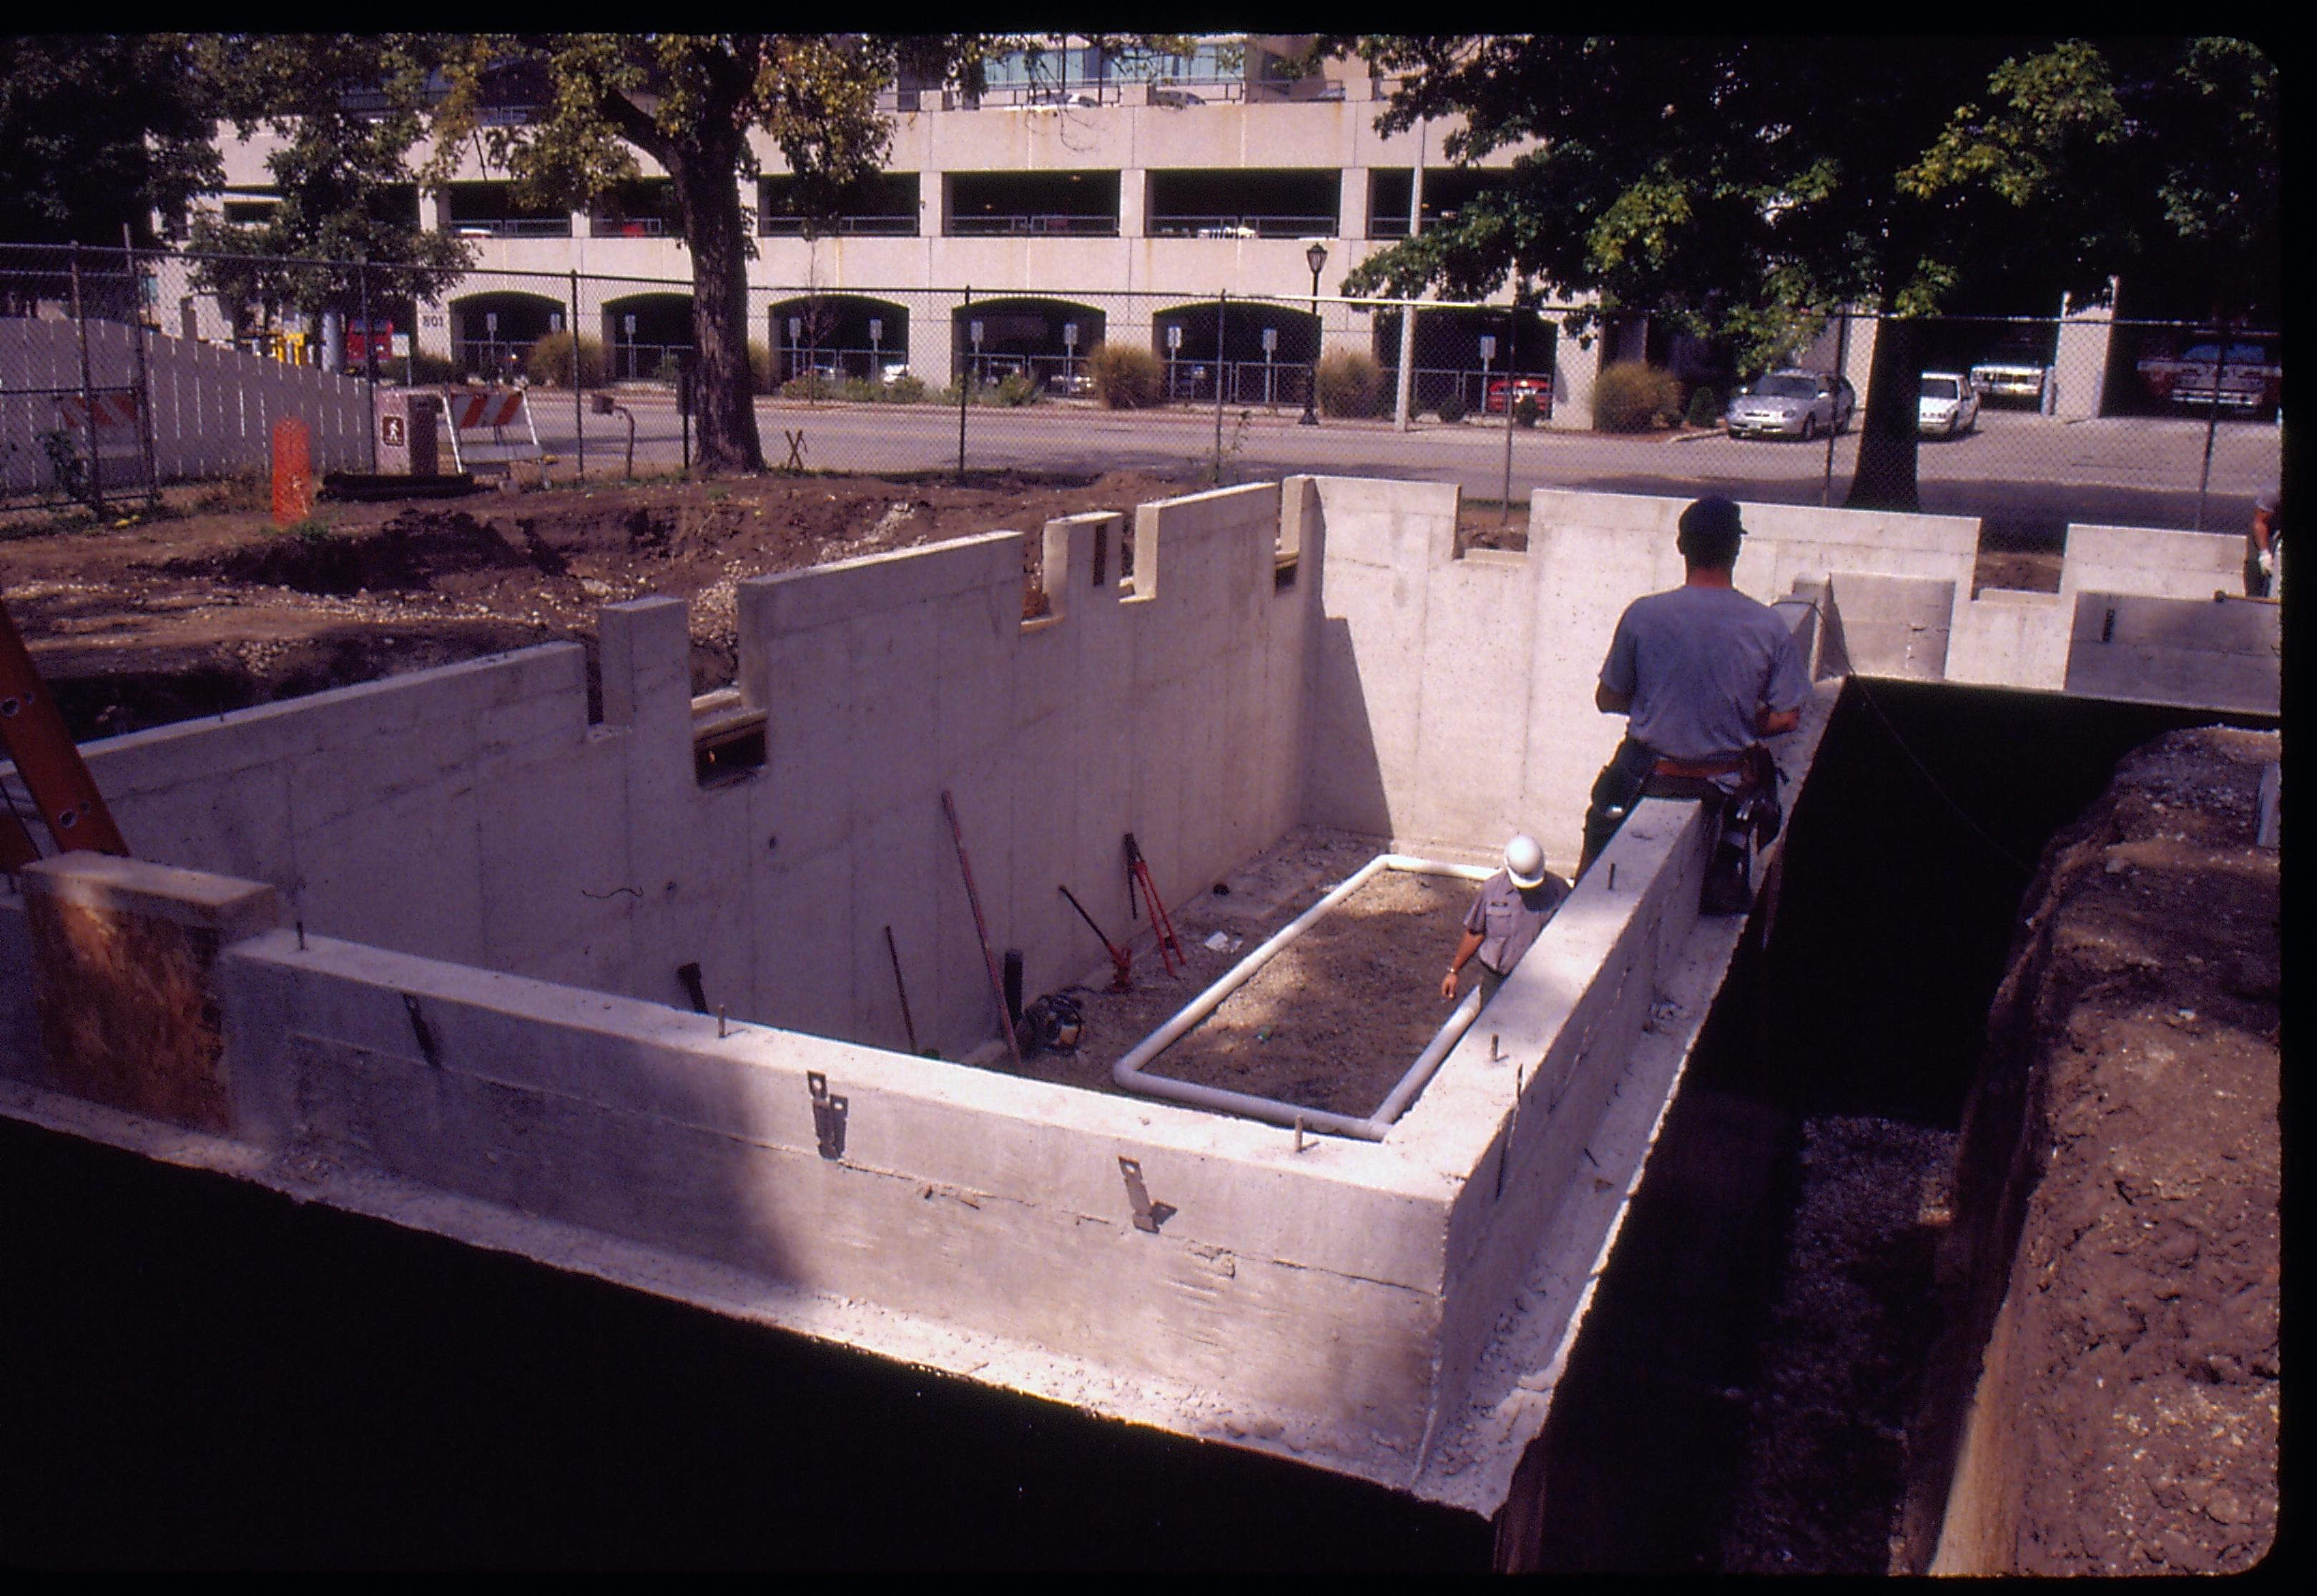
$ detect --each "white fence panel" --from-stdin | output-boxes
[6,317,380,496]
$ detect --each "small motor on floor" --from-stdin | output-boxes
[1015,992,1086,1058]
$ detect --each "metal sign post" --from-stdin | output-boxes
[957,288,973,476]
[358,260,378,473]
[1211,292,1229,483]
[568,270,584,481]
[67,245,105,515]
[1500,312,1518,524]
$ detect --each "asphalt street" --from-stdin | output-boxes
[478,392,2283,533]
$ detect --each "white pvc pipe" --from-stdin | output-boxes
[1111,854,1495,1141]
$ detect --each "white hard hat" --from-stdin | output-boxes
[1505,834,1547,890]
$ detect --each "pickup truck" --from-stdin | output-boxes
[2137,340,2283,415]
[1969,345,2052,406]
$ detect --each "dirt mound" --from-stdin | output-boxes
[5,466,1197,742]
[1902,726,2279,1574]
[185,511,551,596]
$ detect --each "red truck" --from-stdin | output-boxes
[2137,338,2283,416]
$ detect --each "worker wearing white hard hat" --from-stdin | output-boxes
[1442,834,1569,1003]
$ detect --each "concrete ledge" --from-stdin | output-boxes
[1824,573,1957,680]
[2064,592,2281,714]
[2062,524,2243,605]
[19,852,281,1130]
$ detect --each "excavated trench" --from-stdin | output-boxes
[0,679,2271,1570]
[1506,676,2277,1574]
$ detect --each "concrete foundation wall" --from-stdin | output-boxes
[212,919,1455,1475]
[2062,592,2283,715]
[17,481,1309,1063]
[737,481,1311,1056]
[0,473,2276,1520]
[1299,483,1983,872]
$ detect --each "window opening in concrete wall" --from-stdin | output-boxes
[1146,168,1340,239]
[946,170,1121,237]
[689,688,767,786]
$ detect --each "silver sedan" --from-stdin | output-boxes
[1725,370,1856,440]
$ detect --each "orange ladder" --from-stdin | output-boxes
[1,597,129,870]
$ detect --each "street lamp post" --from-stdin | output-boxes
[1301,241,1327,425]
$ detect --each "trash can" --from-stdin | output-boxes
[377,390,443,476]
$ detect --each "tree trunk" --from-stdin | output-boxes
[1842,309,1921,512]
[671,145,764,476]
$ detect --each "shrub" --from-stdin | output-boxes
[1316,348,1387,418]
[1685,385,1722,428]
[747,340,774,393]
[993,370,1041,407]
[779,371,835,401]
[1512,392,1542,428]
[525,330,608,388]
[1435,392,1469,424]
[405,350,462,386]
[1086,342,1165,409]
[651,350,686,385]
[885,373,928,403]
[1591,361,1684,433]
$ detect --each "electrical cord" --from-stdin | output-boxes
[1847,675,2036,878]
[1780,592,2036,878]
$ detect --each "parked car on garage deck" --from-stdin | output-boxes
[1917,371,1980,438]
[1724,370,1856,440]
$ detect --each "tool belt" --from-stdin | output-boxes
[1651,752,1749,780]
[1584,739,1784,872]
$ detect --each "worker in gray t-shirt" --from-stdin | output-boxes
[1583,496,1811,912]
[1442,834,1570,1003]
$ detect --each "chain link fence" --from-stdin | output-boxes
[3,241,2283,536]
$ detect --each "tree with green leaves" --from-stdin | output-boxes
[1338,36,2279,509]
[428,34,999,475]
[0,34,218,315]
[0,34,219,248]
[188,34,472,349]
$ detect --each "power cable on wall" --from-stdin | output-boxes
[1846,676,2037,879]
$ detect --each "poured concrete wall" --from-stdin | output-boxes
[0,474,2280,1524]
[738,482,1312,1055]
[1299,482,1977,872]
[11,481,1307,1061]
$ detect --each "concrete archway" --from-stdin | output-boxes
[950,297,1103,389]
[601,292,694,383]
[767,295,912,383]
[1153,302,1322,408]
[1370,306,1557,415]
[447,291,564,381]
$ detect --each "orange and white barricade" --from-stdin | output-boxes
[438,386,543,472]
[50,391,146,488]
[53,392,142,431]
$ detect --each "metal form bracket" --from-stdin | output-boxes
[809,1071,848,1161]
[1118,1156,1176,1233]
[403,993,442,1068]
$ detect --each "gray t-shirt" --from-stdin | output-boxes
[1462,869,1569,977]
[1599,584,1812,762]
